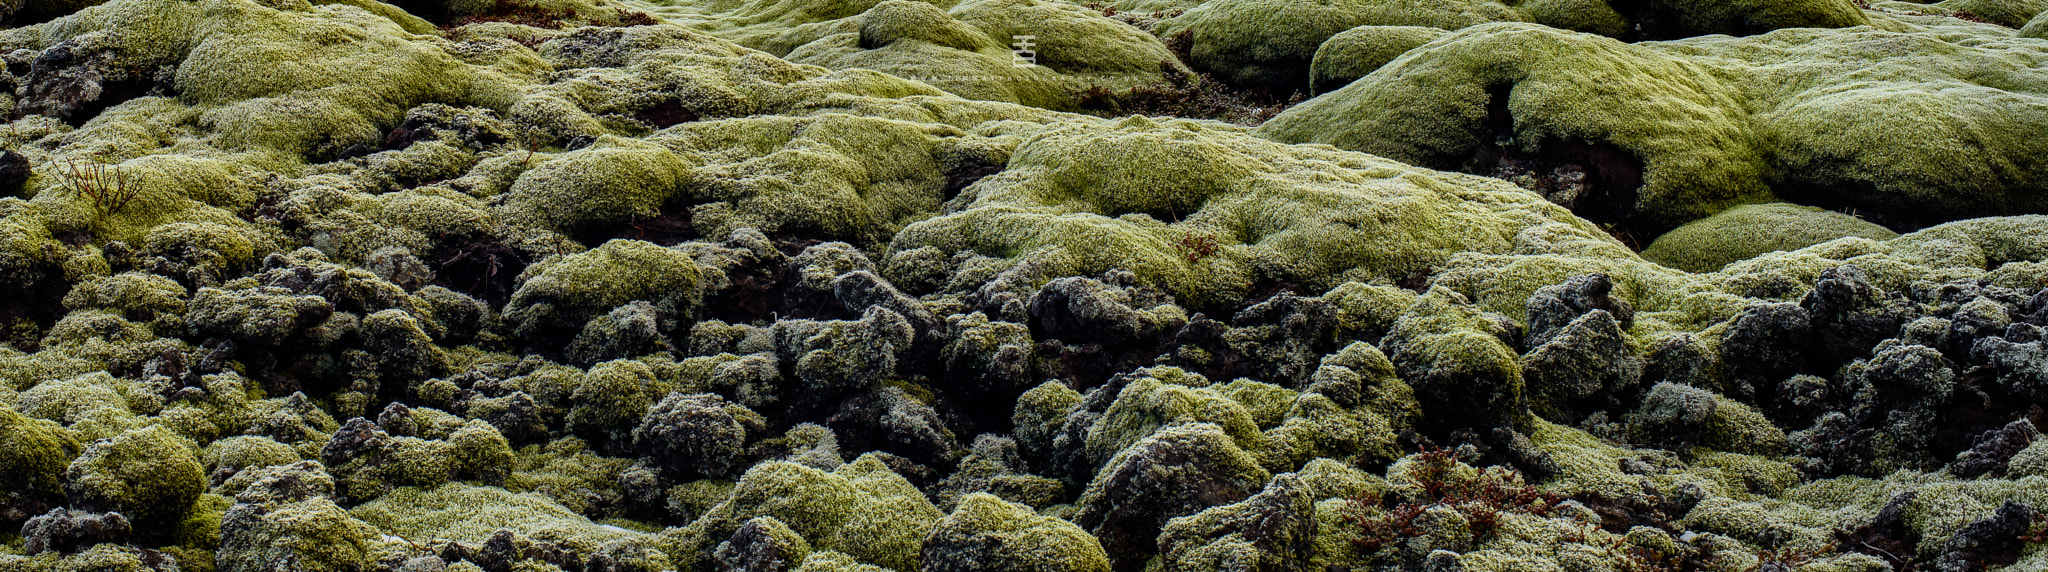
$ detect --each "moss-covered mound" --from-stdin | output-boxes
[1146,0,1863,92]
[1309,25,1448,94]
[0,0,2044,571]
[638,0,1191,110]
[1260,23,2048,235]
[1643,203,1901,272]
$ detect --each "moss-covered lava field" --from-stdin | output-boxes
[2,0,2048,570]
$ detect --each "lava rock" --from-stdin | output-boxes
[1072,422,1271,572]
[1932,501,2037,572]
[1524,273,1634,349]
[21,509,132,556]
[1156,473,1315,572]
[1947,419,2040,479]
[1800,265,1915,368]
[713,516,811,572]
[1520,309,1641,423]
[633,392,758,480]
[1718,302,1813,399]
[1224,293,1340,389]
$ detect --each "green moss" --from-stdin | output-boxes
[32,153,260,249]
[1524,417,1645,495]
[1320,283,1420,340]
[329,434,456,502]
[4,543,200,572]
[17,372,151,442]
[61,272,189,322]
[351,482,643,545]
[1686,449,1800,497]
[142,221,256,272]
[661,454,944,571]
[1261,393,1403,473]
[218,496,398,572]
[63,425,205,530]
[449,419,515,484]
[2026,9,2048,37]
[645,0,1180,111]
[240,394,342,458]
[1700,394,1787,456]
[923,493,1110,571]
[1156,0,1518,90]
[503,239,703,341]
[1012,380,1081,464]
[1642,203,1901,273]
[184,284,333,345]
[498,136,692,234]
[1261,23,1767,230]
[201,435,302,477]
[2008,438,2048,478]
[793,550,890,572]
[567,359,679,443]
[1071,421,1274,533]
[1085,373,1267,465]
[1215,379,1298,429]
[667,479,738,522]
[0,0,528,164]
[948,0,1190,94]
[1309,497,1374,570]
[1309,25,1449,95]
[1382,288,1528,431]
[504,437,634,516]
[892,115,1615,309]
[1643,0,1867,35]
[182,5,529,156]
[177,493,233,550]
[665,114,974,245]
[785,1,1067,109]
[4,312,181,389]
[1295,458,1389,501]
[0,405,81,513]
[1264,24,2048,233]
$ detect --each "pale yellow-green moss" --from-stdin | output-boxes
[352,482,644,546]
[63,425,206,530]
[1643,203,1901,273]
[660,454,944,570]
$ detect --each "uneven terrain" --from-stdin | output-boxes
[1,0,2047,570]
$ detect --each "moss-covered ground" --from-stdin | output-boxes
[0,0,2046,570]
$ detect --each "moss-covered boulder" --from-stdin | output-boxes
[1309,25,1448,94]
[1072,422,1272,571]
[921,493,1110,572]
[1082,372,1268,466]
[0,405,81,523]
[498,136,693,234]
[660,454,945,571]
[63,425,204,532]
[1156,473,1316,571]
[1154,0,1523,91]
[219,494,398,572]
[1382,288,1529,433]
[1262,23,2048,234]
[502,239,703,343]
[1260,23,1764,232]
[891,115,1620,309]
[665,114,983,245]
[1642,203,1901,272]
